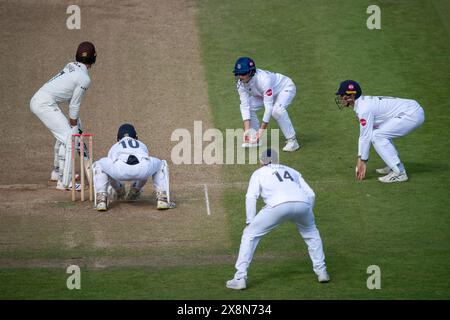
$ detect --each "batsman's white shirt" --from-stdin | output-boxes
[237,69,295,123]
[354,95,424,161]
[38,62,91,120]
[245,164,315,224]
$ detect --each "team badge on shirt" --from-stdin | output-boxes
[360,118,367,126]
[265,89,273,96]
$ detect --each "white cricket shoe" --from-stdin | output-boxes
[226,278,246,290]
[50,169,59,182]
[317,271,330,283]
[378,171,408,183]
[282,138,300,152]
[376,166,392,175]
[56,181,81,191]
[156,191,176,210]
[96,193,108,211]
[126,187,142,201]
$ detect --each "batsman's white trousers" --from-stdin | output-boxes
[372,107,425,170]
[30,90,74,185]
[30,91,72,144]
[233,201,326,280]
[249,81,297,140]
[93,156,166,194]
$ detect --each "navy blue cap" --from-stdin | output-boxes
[117,123,137,141]
[335,80,362,99]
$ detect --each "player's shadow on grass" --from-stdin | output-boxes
[405,161,447,174]
[296,133,322,146]
[250,263,311,288]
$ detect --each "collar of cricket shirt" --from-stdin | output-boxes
[354,95,363,112]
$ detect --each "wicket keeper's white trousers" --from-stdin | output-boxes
[248,81,297,140]
[371,107,425,170]
[30,91,72,144]
[93,156,166,193]
[233,201,326,281]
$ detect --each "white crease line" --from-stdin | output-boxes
[204,184,211,216]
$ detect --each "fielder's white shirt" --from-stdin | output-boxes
[245,164,315,224]
[354,95,421,160]
[237,69,293,123]
[108,137,150,163]
[39,62,91,120]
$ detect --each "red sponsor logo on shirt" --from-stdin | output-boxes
[265,88,273,96]
[360,118,367,126]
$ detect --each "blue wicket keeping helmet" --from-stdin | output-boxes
[335,80,362,99]
[234,57,256,76]
[117,123,138,141]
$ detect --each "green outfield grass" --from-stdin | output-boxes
[1,0,449,299]
[196,0,450,299]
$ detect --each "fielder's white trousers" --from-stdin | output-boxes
[249,82,297,140]
[93,156,166,194]
[372,107,425,170]
[233,201,327,280]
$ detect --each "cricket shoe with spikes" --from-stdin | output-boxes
[56,180,81,191]
[378,171,408,183]
[282,138,300,152]
[226,278,246,290]
[96,192,108,211]
[156,191,176,210]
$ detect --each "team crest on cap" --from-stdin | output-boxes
[237,64,241,69]
[249,61,254,66]
[348,84,354,90]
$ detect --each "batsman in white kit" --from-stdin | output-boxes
[30,41,96,190]
[234,57,300,152]
[93,124,176,211]
[226,149,329,290]
[335,80,425,183]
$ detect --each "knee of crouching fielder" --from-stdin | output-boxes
[271,105,285,120]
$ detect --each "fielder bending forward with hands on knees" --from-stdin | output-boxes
[234,57,300,152]
[92,124,176,211]
[335,80,425,183]
[226,149,329,290]
[30,41,96,190]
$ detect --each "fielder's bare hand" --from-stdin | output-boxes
[356,158,367,181]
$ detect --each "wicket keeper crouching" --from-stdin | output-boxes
[92,123,175,211]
